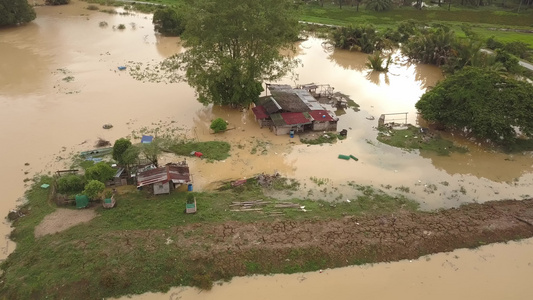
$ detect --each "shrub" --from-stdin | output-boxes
[85,162,116,183]
[83,180,105,200]
[57,175,85,194]
[117,24,126,30]
[210,118,228,133]
[87,4,99,10]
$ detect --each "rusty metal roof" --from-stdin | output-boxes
[137,164,190,187]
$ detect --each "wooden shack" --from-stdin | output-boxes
[136,162,192,195]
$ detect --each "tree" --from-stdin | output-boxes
[402,26,456,66]
[112,138,132,165]
[85,162,116,183]
[140,139,161,167]
[83,180,105,200]
[176,0,300,107]
[210,118,228,133]
[153,8,185,36]
[416,67,533,145]
[0,0,36,27]
[45,0,70,5]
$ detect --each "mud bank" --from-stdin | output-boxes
[156,199,533,278]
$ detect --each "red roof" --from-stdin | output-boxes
[309,110,334,122]
[281,112,312,125]
[252,106,268,119]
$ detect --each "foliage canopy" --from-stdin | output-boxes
[416,67,533,145]
[83,180,105,200]
[176,0,300,107]
[153,8,185,36]
[210,118,227,133]
[112,138,132,165]
[0,0,36,27]
[85,162,116,183]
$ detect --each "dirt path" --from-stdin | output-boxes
[34,208,97,238]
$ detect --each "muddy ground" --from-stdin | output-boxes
[111,198,533,283]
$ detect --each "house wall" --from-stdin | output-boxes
[312,121,338,132]
[272,125,292,136]
[312,122,329,131]
[153,182,170,195]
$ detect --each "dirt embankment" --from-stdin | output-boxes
[162,199,533,278]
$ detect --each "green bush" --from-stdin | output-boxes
[83,180,105,200]
[57,174,85,194]
[210,118,228,133]
[85,162,116,183]
[117,24,126,30]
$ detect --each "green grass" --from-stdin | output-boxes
[377,125,468,156]
[0,177,418,299]
[167,140,230,160]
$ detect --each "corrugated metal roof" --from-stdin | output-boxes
[252,106,268,119]
[263,97,282,114]
[294,89,324,111]
[281,112,313,125]
[309,110,335,122]
[137,164,190,187]
[270,113,286,126]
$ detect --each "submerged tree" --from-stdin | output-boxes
[0,0,36,27]
[176,0,300,107]
[366,51,392,72]
[416,67,533,145]
[153,7,185,36]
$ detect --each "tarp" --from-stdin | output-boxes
[75,194,89,209]
[141,135,153,144]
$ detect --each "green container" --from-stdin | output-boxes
[338,154,350,160]
[350,155,359,161]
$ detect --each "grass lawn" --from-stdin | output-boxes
[377,125,469,156]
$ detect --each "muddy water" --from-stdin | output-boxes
[1,1,533,298]
[119,237,533,300]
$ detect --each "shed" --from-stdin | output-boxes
[136,162,191,195]
[75,195,89,209]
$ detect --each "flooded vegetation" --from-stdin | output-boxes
[1,2,533,299]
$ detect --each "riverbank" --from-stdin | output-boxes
[1,177,532,299]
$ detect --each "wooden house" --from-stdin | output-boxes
[136,161,191,195]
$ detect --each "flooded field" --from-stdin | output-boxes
[1,1,533,298]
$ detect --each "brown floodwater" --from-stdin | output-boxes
[1,1,533,298]
[117,237,533,300]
